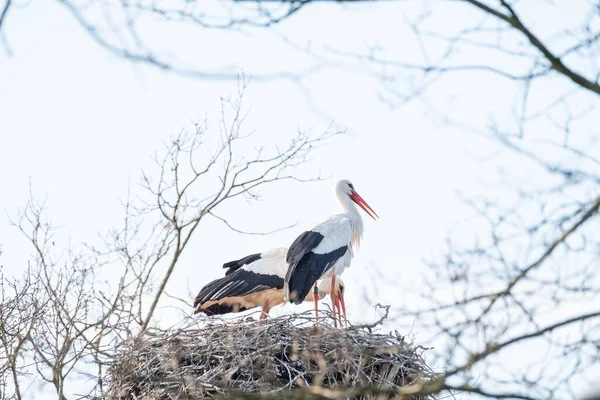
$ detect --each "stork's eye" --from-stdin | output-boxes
[348,183,354,190]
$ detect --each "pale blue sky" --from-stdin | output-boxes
[1,1,598,399]
[1,0,489,305]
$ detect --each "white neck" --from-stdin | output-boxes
[317,278,332,299]
[336,190,364,248]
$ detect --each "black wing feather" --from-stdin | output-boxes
[194,269,284,315]
[286,231,324,265]
[285,246,348,304]
[222,253,262,276]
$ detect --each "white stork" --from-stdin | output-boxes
[193,247,346,320]
[283,179,377,326]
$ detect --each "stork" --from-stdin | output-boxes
[283,179,377,326]
[193,248,346,320]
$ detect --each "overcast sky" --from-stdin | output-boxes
[1,1,598,399]
[1,0,491,315]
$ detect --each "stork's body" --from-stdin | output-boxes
[283,180,377,326]
[193,248,345,319]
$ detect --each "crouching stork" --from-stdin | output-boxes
[283,179,377,327]
[193,248,345,320]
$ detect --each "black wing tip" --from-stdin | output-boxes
[223,262,237,276]
[193,307,208,315]
[222,260,238,269]
[195,302,251,316]
[222,253,263,275]
[193,277,223,307]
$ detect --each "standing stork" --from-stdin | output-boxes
[283,179,377,326]
[193,248,346,320]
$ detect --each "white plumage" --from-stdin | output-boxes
[311,216,355,277]
[242,247,288,276]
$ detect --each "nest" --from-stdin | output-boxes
[106,311,436,400]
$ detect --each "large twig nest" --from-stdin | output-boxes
[106,310,437,399]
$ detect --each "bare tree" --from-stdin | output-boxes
[4,0,600,398]
[0,266,48,400]
[0,80,341,399]
[156,1,600,399]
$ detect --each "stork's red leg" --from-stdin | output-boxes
[330,276,338,328]
[313,282,319,323]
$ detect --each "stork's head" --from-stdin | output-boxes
[317,277,347,324]
[336,179,378,220]
[317,277,345,300]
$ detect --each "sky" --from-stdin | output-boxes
[1,0,598,399]
[0,0,490,312]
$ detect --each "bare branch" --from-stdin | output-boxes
[464,0,600,95]
[0,0,10,34]
[209,211,298,235]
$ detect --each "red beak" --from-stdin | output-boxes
[349,191,379,220]
[335,291,347,328]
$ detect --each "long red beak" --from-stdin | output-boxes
[335,291,347,328]
[350,191,379,220]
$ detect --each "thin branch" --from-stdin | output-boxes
[0,0,10,33]
[464,0,600,95]
[209,211,298,235]
[447,309,600,377]
[480,195,600,316]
